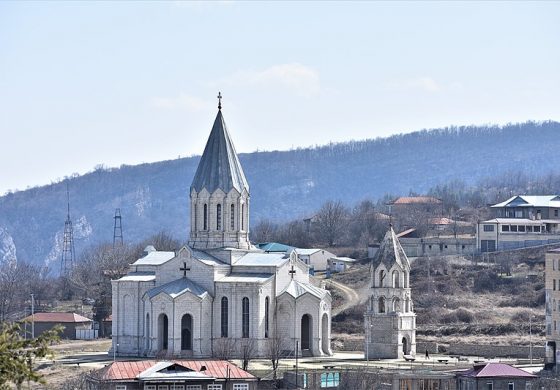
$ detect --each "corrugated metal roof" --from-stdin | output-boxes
[459,363,536,378]
[257,242,294,253]
[392,196,442,205]
[98,360,255,381]
[191,110,249,194]
[132,251,175,266]
[146,278,208,299]
[482,218,545,225]
[217,273,273,283]
[21,312,92,323]
[234,252,290,267]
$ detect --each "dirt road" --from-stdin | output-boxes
[326,279,361,316]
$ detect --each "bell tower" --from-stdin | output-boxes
[188,93,251,250]
[365,227,416,359]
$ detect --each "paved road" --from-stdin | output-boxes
[326,279,361,316]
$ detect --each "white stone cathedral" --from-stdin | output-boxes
[111,96,332,358]
[364,227,416,359]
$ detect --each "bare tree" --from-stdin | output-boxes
[314,200,348,246]
[266,336,288,381]
[251,219,279,243]
[240,338,256,371]
[213,337,236,360]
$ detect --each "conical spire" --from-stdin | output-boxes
[191,109,249,194]
[371,226,410,270]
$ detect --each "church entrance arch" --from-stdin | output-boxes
[158,314,168,351]
[321,313,329,355]
[402,336,409,355]
[301,314,312,351]
[181,314,193,350]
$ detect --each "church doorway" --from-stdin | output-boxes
[301,314,312,351]
[181,314,193,350]
[158,314,168,351]
[321,313,329,355]
[402,336,409,355]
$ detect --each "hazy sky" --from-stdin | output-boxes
[1,1,559,194]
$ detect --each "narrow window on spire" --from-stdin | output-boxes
[242,204,245,231]
[230,204,235,230]
[242,297,249,338]
[203,204,208,231]
[217,204,222,231]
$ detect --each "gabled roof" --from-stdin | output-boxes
[371,227,410,270]
[146,278,208,300]
[257,242,295,253]
[295,248,323,256]
[191,110,249,194]
[94,360,256,381]
[217,273,274,284]
[118,272,156,282]
[491,195,560,208]
[280,279,328,300]
[21,312,92,323]
[459,362,536,378]
[137,362,212,382]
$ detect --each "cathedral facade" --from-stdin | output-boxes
[111,100,332,358]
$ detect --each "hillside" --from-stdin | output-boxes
[1,121,559,270]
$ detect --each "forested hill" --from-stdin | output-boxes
[1,121,559,269]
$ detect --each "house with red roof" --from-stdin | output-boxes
[456,362,536,390]
[21,312,93,339]
[88,360,257,390]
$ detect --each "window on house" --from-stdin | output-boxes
[320,372,340,387]
[556,209,559,217]
[483,224,494,232]
[462,245,466,250]
[116,386,127,390]
[230,204,235,230]
[518,225,525,232]
[208,385,223,390]
[515,210,523,218]
[485,382,493,390]
[242,297,249,338]
[173,386,186,390]
[145,386,156,390]
[158,386,169,390]
[233,384,249,390]
[221,297,228,337]
[508,383,514,390]
[216,204,222,231]
[526,226,533,232]
[534,226,541,232]
[185,386,200,390]
[439,244,443,251]
[511,225,518,232]
[502,225,510,232]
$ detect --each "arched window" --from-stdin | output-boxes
[216,204,222,231]
[403,271,408,288]
[392,270,400,288]
[242,297,249,338]
[405,298,410,313]
[265,297,270,338]
[379,270,386,287]
[230,204,235,230]
[392,297,401,312]
[378,297,385,313]
[203,204,208,231]
[221,297,228,337]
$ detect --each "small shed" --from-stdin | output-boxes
[296,248,335,272]
[328,256,356,273]
[21,312,93,339]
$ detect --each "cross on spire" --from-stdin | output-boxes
[289,265,297,280]
[217,92,222,110]
[180,262,191,278]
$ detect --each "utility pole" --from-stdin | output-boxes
[30,293,35,339]
[113,208,123,247]
[529,315,533,364]
[295,340,299,389]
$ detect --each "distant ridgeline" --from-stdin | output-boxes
[0,121,559,270]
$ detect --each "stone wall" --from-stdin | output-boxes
[419,342,544,359]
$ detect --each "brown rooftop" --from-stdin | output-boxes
[21,312,92,323]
